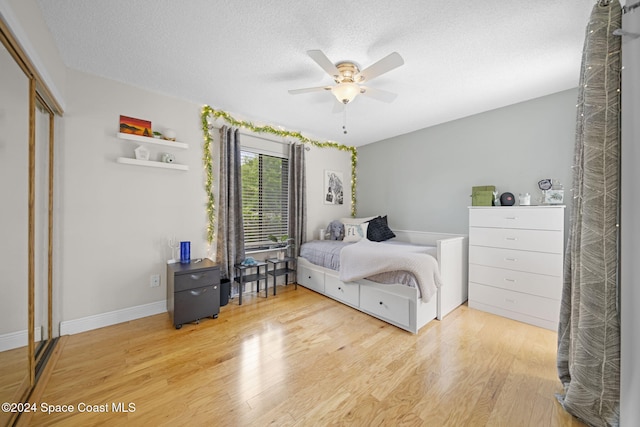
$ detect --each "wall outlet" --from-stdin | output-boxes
[150,274,160,288]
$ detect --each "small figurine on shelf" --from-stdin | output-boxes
[152,131,163,139]
[134,145,150,161]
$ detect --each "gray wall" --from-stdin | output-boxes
[357,88,578,235]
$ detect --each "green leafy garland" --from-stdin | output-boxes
[201,105,357,244]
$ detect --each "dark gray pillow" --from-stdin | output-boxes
[366,215,396,242]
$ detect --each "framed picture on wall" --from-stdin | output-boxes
[119,115,152,137]
[324,170,344,205]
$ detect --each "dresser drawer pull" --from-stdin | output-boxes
[505,258,518,262]
[190,288,208,296]
[505,237,518,241]
[190,273,204,280]
[504,278,517,283]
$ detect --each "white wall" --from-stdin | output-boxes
[304,144,353,240]
[59,69,207,323]
[356,89,577,235]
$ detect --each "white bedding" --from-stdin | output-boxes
[338,239,442,302]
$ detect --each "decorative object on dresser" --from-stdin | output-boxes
[499,192,516,206]
[471,185,496,206]
[468,206,565,330]
[167,258,220,329]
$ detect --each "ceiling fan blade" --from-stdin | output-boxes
[356,52,404,82]
[307,50,340,79]
[288,86,332,95]
[360,86,398,103]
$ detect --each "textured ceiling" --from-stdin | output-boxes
[35,0,596,146]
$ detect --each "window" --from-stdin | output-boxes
[241,150,289,248]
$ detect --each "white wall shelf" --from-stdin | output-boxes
[117,132,189,149]
[117,157,189,171]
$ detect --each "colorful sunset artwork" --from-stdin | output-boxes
[119,115,152,137]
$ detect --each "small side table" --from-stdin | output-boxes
[266,257,297,296]
[233,261,268,305]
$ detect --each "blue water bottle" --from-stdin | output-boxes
[180,241,191,264]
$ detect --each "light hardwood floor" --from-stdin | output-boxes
[24,285,585,426]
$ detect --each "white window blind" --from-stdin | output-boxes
[241,150,289,248]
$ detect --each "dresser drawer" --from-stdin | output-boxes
[469,207,564,230]
[469,227,563,253]
[469,264,561,300]
[325,275,359,306]
[174,284,219,326]
[469,282,560,323]
[469,246,562,277]
[298,265,325,294]
[360,286,410,327]
[175,268,220,292]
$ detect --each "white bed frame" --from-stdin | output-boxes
[296,230,468,333]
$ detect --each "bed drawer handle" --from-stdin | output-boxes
[504,278,516,283]
[505,237,518,241]
[379,301,384,305]
[504,258,518,262]
[505,216,518,220]
[338,286,342,291]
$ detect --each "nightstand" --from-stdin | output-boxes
[266,257,297,295]
[167,259,220,329]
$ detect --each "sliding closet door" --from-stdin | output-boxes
[0,37,30,420]
[34,98,54,363]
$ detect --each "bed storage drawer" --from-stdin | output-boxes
[325,275,359,307]
[298,265,325,294]
[360,286,410,327]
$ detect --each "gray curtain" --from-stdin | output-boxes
[288,143,306,257]
[557,1,622,426]
[216,126,245,281]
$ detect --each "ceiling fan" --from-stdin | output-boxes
[288,50,405,105]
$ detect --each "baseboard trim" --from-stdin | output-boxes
[59,301,167,335]
[0,327,43,352]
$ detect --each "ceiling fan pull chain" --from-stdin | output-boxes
[343,107,348,134]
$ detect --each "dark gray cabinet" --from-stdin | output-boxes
[167,259,220,329]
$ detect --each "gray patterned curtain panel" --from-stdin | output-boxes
[557,1,622,426]
[288,143,306,257]
[216,126,245,281]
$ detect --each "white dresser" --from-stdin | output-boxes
[468,206,565,330]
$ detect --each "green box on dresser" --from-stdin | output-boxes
[167,258,220,329]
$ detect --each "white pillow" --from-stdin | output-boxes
[343,222,369,242]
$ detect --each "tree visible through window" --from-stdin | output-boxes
[241,150,289,248]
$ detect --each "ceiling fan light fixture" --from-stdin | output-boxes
[331,82,361,104]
